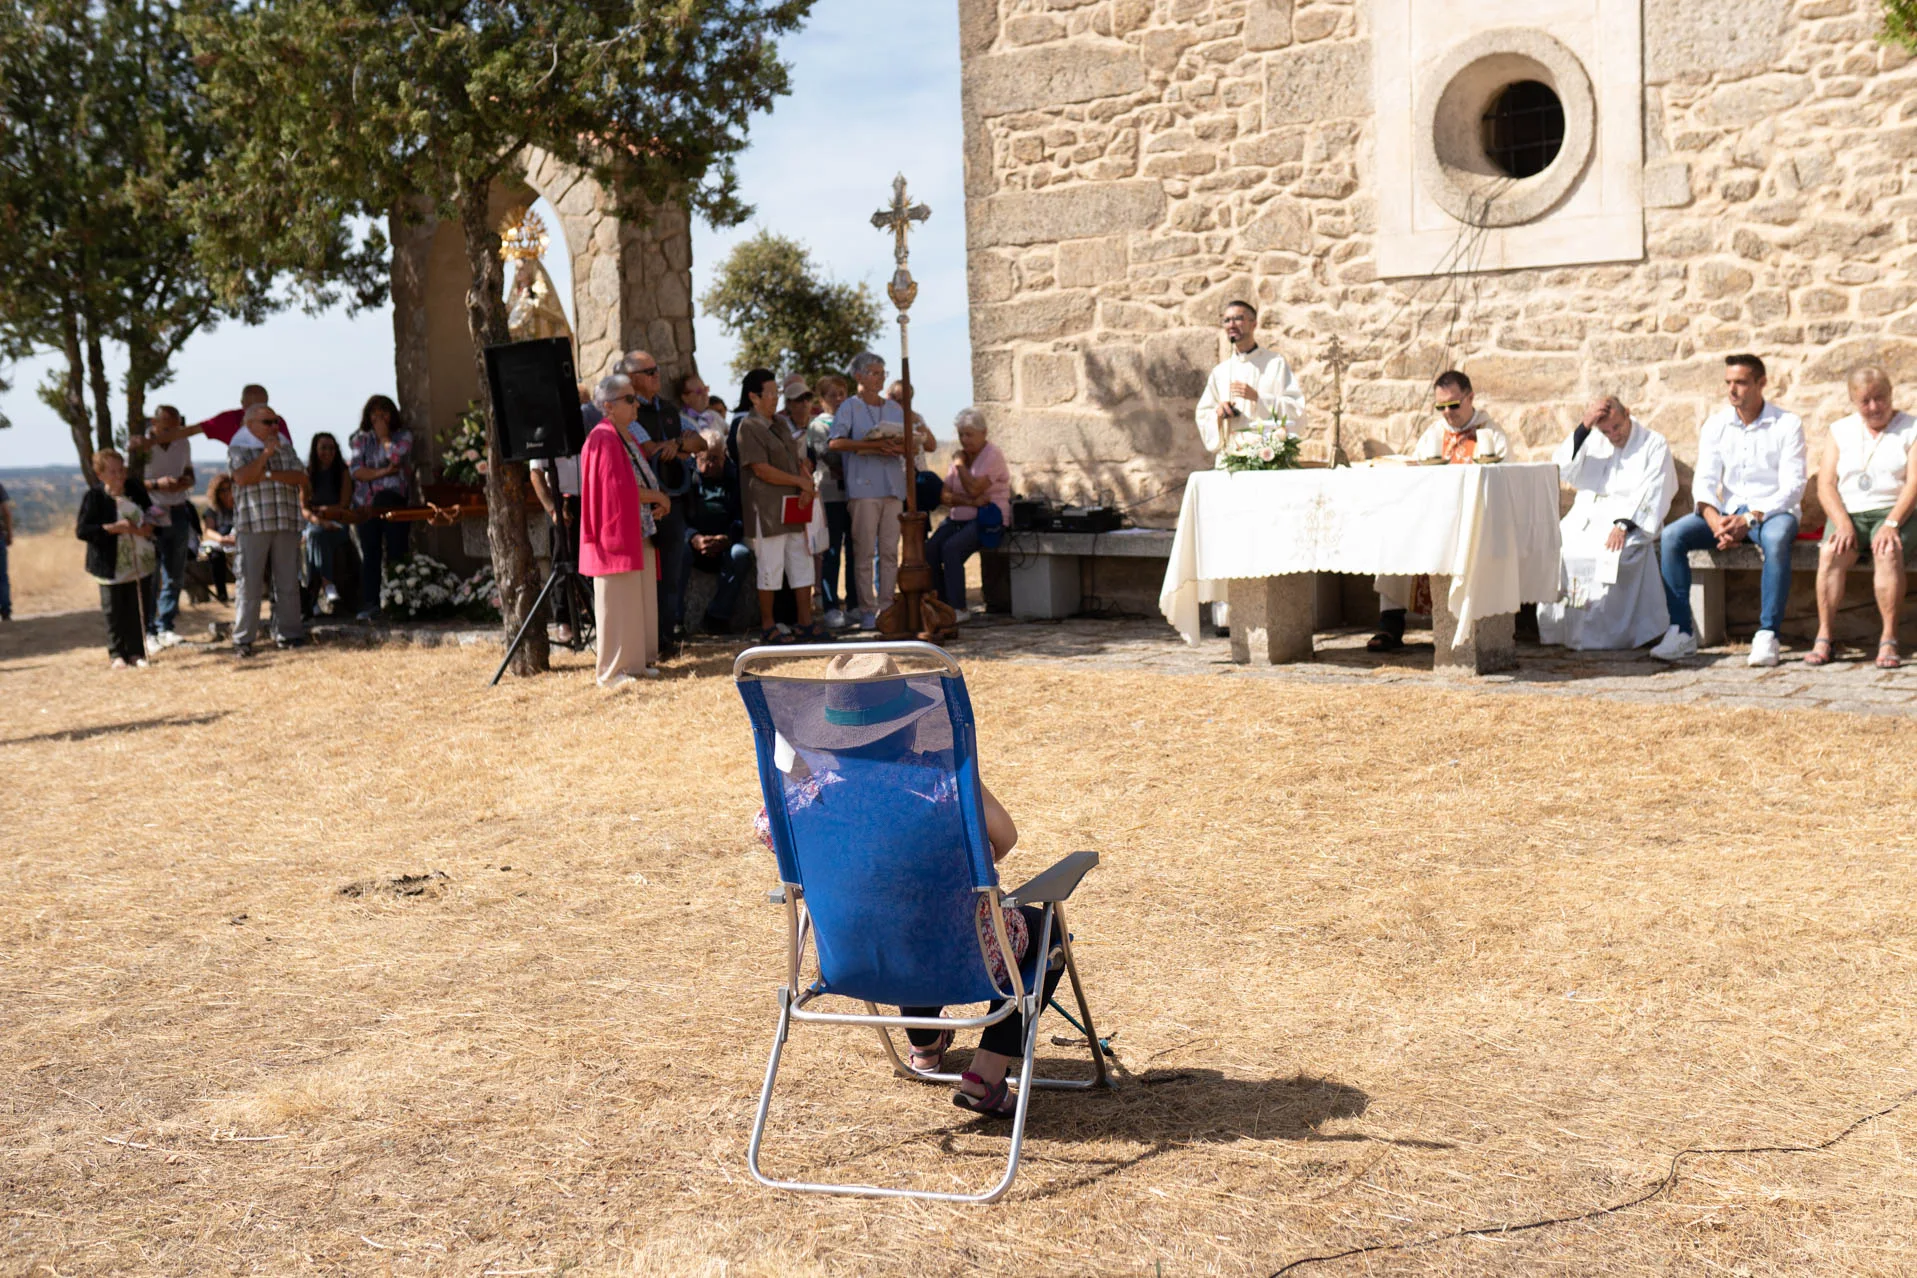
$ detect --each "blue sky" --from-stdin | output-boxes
[0,0,967,467]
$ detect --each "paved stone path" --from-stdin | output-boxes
[295,611,1917,719]
[941,617,1917,718]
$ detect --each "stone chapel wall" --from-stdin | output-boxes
[958,0,1917,524]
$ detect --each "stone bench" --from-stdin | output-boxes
[991,528,1176,619]
[1685,541,1870,646]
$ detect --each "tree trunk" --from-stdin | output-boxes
[61,303,96,485]
[83,304,113,451]
[457,183,547,675]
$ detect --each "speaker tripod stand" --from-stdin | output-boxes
[490,502,595,686]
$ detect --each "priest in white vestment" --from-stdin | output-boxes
[1536,395,1679,651]
[1195,300,1307,455]
[1194,299,1307,630]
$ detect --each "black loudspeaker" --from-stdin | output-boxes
[484,337,584,462]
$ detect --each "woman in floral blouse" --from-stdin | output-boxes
[349,394,414,621]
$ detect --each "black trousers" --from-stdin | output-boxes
[100,581,146,662]
[903,906,1066,1059]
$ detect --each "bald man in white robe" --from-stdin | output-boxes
[1537,395,1680,651]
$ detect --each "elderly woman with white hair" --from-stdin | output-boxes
[580,372,672,686]
[926,407,1011,621]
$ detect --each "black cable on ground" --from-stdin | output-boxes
[1269,1085,1917,1275]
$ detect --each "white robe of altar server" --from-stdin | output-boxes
[1536,419,1680,651]
[1195,346,1308,453]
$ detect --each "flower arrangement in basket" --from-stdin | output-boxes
[438,403,490,487]
[379,552,462,619]
[452,564,500,621]
[1219,412,1301,473]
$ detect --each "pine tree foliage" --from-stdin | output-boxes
[700,231,883,380]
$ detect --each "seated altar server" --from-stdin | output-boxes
[1536,395,1679,651]
[1195,300,1307,456]
[1370,371,1513,651]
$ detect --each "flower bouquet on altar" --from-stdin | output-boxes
[437,403,491,488]
[1219,413,1302,473]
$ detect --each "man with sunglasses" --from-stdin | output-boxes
[1370,371,1511,651]
[619,350,708,656]
[227,402,309,655]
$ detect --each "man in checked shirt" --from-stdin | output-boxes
[228,402,311,656]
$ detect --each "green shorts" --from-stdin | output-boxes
[1825,507,1916,561]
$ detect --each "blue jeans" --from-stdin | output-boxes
[927,516,984,609]
[1661,510,1799,634]
[304,525,352,588]
[151,515,192,633]
[686,532,752,630]
[356,510,410,612]
[820,501,852,609]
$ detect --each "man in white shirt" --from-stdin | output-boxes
[1654,354,1806,665]
[1195,300,1307,456]
[1536,395,1678,651]
[1370,371,1512,651]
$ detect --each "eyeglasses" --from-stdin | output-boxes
[629,365,659,377]
[609,394,638,405]
[1434,401,1464,412]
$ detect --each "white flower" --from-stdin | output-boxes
[1258,447,1275,462]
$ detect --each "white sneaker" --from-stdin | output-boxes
[599,672,637,690]
[143,633,160,656]
[323,583,340,610]
[1748,629,1781,667]
[952,608,973,624]
[1649,625,1697,661]
[823,608,847,630]
[155,630,182,649]
[859,610,878,631]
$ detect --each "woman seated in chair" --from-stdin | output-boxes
[754,651,1064,1118]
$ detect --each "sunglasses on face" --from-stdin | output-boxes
[1434,401,1464,412]
[610,394,638,405]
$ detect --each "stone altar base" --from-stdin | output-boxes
[1227,575,1316,665]
[1429,574,1518,675]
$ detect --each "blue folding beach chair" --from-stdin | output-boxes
[735,641,1112,1203]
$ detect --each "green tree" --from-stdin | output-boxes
[0,0,379,481]
[1888,0,1917,47]
[193,0,813,675]
[701,231,883,380]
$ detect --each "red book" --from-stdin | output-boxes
[781,495,815,526]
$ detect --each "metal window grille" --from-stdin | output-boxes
[1481,80,1565,179]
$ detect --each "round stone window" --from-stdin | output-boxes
[1414,29,1595,228]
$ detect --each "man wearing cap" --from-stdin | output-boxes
[620,349,708,654]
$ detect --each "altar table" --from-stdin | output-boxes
[1158,464,1563,672]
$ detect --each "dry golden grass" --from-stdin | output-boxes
[5,612,1917,1275]
[10,530,100,617]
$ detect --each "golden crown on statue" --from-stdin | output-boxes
[498,207,550,262]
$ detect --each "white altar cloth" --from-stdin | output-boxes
[1159,464,1564,645]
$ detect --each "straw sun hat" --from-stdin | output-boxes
[794,652,942,750]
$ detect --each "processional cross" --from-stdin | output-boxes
[868,173,954,639]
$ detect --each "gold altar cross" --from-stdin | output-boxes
[870,173,931,270]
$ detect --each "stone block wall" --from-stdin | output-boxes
[958,0,1917,525]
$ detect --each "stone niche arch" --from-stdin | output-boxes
[388,146,695,474]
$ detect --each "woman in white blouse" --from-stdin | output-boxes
[1809,365,1917,669]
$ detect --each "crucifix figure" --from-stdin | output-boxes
[867,173,955,640]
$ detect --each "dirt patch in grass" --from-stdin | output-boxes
[5,632,1917,1275]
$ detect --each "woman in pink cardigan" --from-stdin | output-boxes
[927,407,1012,621]
[580,372,672,686]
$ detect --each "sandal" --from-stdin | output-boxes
[759,626,797,646]
[1804,636,1835,667]
[794,622,830,643]
[907,1030,952,1074]
[1879,639,1902,670]
[951,1070,1017,1119]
